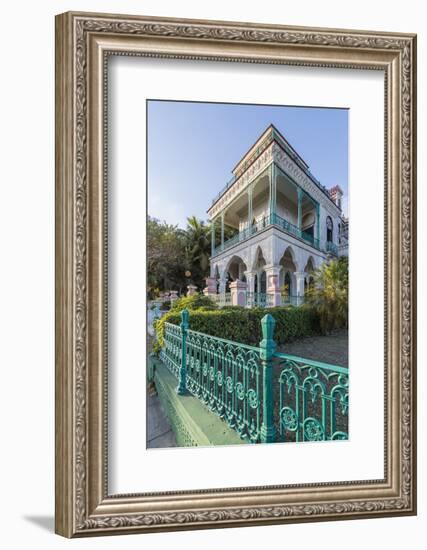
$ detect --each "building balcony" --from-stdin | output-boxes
[212,212,322,258]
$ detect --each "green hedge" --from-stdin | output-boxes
[154,305,320,351]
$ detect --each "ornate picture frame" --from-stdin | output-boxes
[55,11,417,537]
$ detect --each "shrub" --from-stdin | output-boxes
[154,304,320,351]
[153,293,217,352]
[170,293,218,312]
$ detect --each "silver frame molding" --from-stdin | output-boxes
[55,11,417,537]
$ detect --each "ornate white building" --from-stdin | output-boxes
[203,124,348,307]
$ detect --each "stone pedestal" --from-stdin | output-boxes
[203,276,217,296]
[169,290,179,305]
[229,280,247,307]
[187,284,198,296]
[265,266,281,307]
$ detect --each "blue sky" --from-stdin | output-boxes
[147,100,348,228]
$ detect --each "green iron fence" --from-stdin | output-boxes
[276,353,348,442]
[185,328,262,442]
[159,309,348,444]
[161,322,182,379]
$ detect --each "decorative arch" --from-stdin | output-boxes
[278,244,299,271]
[278,245,299,294]
[302,255,317,293]
[251,245,267,272]
[224,254,248,284]
[304,255,316,274]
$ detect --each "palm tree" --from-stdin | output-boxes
[306,257,348,334]
[185,216,211,285]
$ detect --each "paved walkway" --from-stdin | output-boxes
[147,388,177,449]
[277,329,348,367]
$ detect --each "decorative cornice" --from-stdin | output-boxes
[272,144,341,216]
[208,145,273,219]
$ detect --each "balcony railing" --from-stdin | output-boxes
[326,241,338,255]
[212,212,321,257]
[211,175,237,206]
[246,292,273,308]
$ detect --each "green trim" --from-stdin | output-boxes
[316,202,320,243]
[260,314,276,443]
[297,187,303,229]
[220,211,225,248]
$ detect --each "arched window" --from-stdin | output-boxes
[326,216,333,243]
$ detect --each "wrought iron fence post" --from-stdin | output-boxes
[259,314,276,443]
[177,308,189,395]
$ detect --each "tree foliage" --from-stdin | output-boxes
[147,217,188,297]
[184,216,211,289]
[306,256,348,334]
[148,215,236,297]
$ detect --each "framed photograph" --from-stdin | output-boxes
[55,11,417,537]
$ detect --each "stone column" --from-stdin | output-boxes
[218,277,227,296]
[244,271,256,308]
[203,277,217,296]
[265,265,281,307]
[187,284,197,296]
[230,280,247,307]
[244,271,256,293]
[295,271,307,297]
